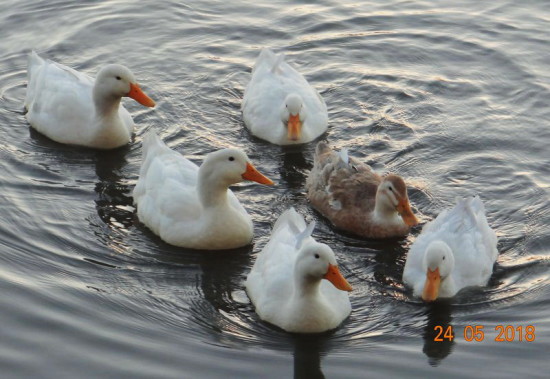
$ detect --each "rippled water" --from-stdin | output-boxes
[0,0,549,377]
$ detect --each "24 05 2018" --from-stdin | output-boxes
[434,325,535,342]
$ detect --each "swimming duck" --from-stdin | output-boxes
[133,131,273,250]
[24,51,155,149]
[242,48,328,145]
[246,208,352,333]
[306,142,418,238]
[403,196,498,301]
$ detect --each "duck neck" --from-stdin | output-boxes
[373,192,398,221]
[293,273,321,299]
[93,87,122,125]
[197,170,231,209]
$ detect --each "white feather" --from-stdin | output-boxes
[246,208,351,333]
[403,196,498,299]
[133,131,262,250]
[242,48,328,145]
[24,51,153,149]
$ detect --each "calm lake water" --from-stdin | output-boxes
[0,0,549,377]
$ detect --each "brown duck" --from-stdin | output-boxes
[306,142,419,238]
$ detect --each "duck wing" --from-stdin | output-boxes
[133,132,203,236]
[307,142,381,224]
[25,51,96,142]
[246,208,307,314]
[242,48,327,144]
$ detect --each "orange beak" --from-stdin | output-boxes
[241,162,274,185]
[287,114,302,141]
[127,82,156,107]
[422,267,441,302]
[323,264,352,292]
[396,198,418,227]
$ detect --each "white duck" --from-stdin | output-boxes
[242,48,328,145]
[246,208,352,333]
[133,131,273,250]
[24,51,155,149]
[403,196,498,302]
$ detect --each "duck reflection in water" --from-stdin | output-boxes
[279,144,315,192]
[93,146,134,229]
[422,301,455,366]
[292,333,329,379]
[27,125,135,230]
[196,247,252,317]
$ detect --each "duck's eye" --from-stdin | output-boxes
[116,76,122,81]
[228,156,235,161]
[442,256,446,260]
[314,254,320,259]
[389,186,393,192]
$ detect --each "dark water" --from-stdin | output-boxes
[1,0,549,377]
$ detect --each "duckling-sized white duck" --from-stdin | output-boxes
[242,48,328,145]
[306,142,419,238]
[24,51,155,149]
[246,208,352,333]
[403,196,498,302]
[133,131,273,250]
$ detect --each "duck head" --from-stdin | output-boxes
[94,64,155,107]
[281,93,305,141]
[421,241,455,302]
[295,241,352,292]
[200,148,274,187]
[377,174,419,227]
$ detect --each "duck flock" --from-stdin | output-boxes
[23,48,498,333]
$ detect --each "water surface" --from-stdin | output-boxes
[0,0,549,377]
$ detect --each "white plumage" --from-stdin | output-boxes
[133,131,273,250]
[24,51,155,149]
[246,208,352,333]
[242,48,328,145]
[403,196,498,301]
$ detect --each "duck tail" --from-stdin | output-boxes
[141,130,169,162]
[337,148,350,167]
[254,48,278,75]
[25,50,45,110]
[295,220,316,249]
[272,207,306,235]
[465,196,485,226]
[315,141,331,156]
[271,52,285,74]
[142,129,160,150]
[27,50,42,78]
[258,47,275,61]
[464,196,498,259]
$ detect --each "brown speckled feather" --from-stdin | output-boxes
[306,142,411,238]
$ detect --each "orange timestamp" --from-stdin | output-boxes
[434,325,536,342]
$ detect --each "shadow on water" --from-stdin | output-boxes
[292,333,329,379]
[422,301,455,366]
[93,145,134,229]
[370,237,410,292]
[195,247,253,313]
[27,125,91,156]
[278,144,315,191]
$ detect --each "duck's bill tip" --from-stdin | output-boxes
[287,114,302,141]
[421,267,440,302]
[242,162,274,185]
[397,200,419,227]
[128,82,156,107]
[402,212,419,227]
[323,264,352,292]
